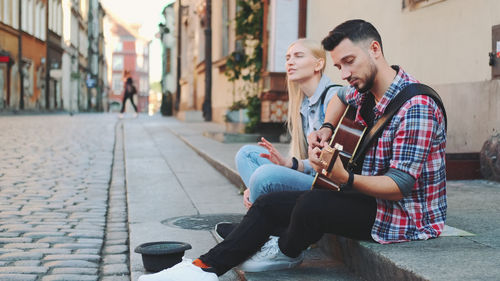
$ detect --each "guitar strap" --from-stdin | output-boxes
[348,83,447,173]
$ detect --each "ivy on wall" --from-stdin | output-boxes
[224,0,263,133]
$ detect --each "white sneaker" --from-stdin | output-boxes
[118,113,124,119]
[138,258,218,281]
[238,236,304,272]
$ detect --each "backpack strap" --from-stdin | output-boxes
[319,84,342,107]
[349,83,447,172]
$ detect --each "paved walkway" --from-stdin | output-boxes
[0,114,127,280]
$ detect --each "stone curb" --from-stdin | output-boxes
[175,134,245,191]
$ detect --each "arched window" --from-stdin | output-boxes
[57,1,62,35]
[21,0,28,31]
[40,1,46,40]
[12,0,18,29]
[27,0,34,35]
[34,1,40,37]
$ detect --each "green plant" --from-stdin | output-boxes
[224,0,263,132]
[228,100,246,111]
[224,0,263,84]
[245,94,261,133]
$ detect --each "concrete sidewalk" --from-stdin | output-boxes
[123,115,500,281]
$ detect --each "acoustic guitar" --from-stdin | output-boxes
[311,105,366,191]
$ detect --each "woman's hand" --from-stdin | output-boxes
[243,189,253,209]
[258,137,288,166]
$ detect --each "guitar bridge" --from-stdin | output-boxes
[319,143,343,176]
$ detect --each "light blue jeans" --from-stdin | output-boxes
[235,145,315,203]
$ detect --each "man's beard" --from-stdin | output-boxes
[357,62,377,93]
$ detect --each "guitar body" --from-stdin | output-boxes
[311,105,366,191]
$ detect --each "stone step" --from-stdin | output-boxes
[240,246,363,281]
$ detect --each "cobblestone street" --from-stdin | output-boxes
[0,114,129,280]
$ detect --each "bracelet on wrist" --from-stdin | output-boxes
[291,157,299,170]
[340,170,354,192]
[320,122,335,132]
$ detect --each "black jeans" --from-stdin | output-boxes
[200,189,377,276]
[120,94,138,113]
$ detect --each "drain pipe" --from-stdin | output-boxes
[174,0,182,112]
[202,0,212,121]
[18,0,24,110]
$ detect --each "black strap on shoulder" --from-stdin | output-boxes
[319,84,342,106]
[349,83,447,172]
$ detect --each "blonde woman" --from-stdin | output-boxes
[235,39,344,208]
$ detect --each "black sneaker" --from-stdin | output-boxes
[214,222,239,242]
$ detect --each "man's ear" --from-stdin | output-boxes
[369,41,383,59]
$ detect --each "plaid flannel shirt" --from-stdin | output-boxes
[343,66,447,244]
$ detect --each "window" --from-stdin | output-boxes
[21,0,27,31]
[114,41,123,52]
[1,0,6,25]
[166,48,171,73]
[36,1,46,40]
[136,55,144,70]
[140,77,148,93]
[112,55,123,70]
[41,2,46,40]
[234,2,244,54]
[57,1,62,35]
[49,0,57,32]
[11,0,17,28]
[222,0,230,57]
[28,0,33,34]
[112,75,123,93]
[34,1,39,37]
[135,41,143,55]
[2,0,12,26]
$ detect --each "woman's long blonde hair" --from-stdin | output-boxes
[286,39,327,159]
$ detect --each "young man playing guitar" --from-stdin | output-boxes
[138,19,447,281]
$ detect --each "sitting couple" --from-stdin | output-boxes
[139,19,447,281]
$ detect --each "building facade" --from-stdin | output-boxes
[0,0,49,111]
[165,0,496,178]
[306,0,500,155]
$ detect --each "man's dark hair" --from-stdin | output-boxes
[321,19,383,53]
[126,77,133,85]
